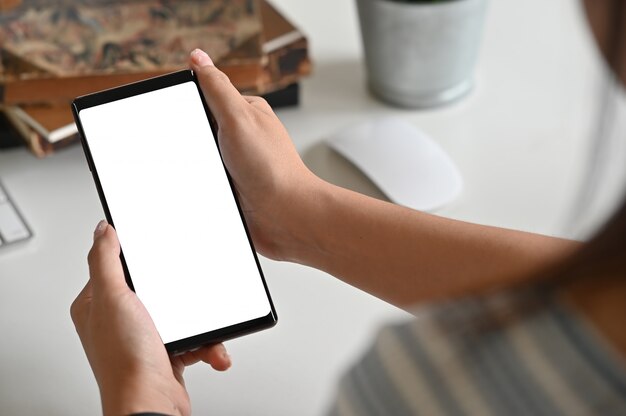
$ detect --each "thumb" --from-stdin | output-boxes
[87,220,128,293]
[188,48,247,127]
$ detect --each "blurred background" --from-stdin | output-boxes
[0,0,623,414]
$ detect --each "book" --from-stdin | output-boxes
[10,104,77,144]
[1,0,310,157]
[1,80,299,157]
[220,0,311,95]
[0,0,310,104]
[0,0,263,104]
[1,0,261,74]
[1,104,79,157]
[258,0,311,92]
[0,110,25,149]
[261,82,299,108]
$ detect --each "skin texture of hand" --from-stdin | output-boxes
[71,221,231,416]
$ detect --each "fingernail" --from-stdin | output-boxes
[93,220,107,239]
[190,48,214,67]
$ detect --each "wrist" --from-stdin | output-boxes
[100,372,187,416]
[275,176,339,266]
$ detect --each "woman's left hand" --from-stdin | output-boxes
[71,220,231,416]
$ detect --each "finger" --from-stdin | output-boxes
[198,343,231,371]
[188,49,246,126]
[87,220,128,293]
[177,343,231,371]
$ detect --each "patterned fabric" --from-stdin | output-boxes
[329,298,626,416]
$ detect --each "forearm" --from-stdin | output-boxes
[283,180,580,309]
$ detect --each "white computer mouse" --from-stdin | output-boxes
[326,117,462,211]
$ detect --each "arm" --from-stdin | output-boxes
[285,182,579,308]
[190,49,580,310]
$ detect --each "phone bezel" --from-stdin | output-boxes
[72,70,277,355]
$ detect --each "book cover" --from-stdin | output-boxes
[1,0,310,157]
[0,0,260,75]
[261,82,298,108]
[10,104,77,143]
[0,109,26,149]
[1,104,78,157]
[0,0,310,104]
[259,0,311,92]
[0,0,263,104]
[2,81,299,158]
[222,0,311,95]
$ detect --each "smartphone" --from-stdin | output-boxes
[72,70,277,355]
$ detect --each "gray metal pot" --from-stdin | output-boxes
[356,0,488,108]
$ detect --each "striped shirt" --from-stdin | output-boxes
[329,297,626,416]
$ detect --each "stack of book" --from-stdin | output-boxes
[0,0,311,157]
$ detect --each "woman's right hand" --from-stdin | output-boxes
[189,49,323,262]
[187,50,579,309]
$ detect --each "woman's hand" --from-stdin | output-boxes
[187,49,579,310]
[189,49,324,262]
[71,221,231,416]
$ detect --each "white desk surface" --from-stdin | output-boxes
[0,0,618,414]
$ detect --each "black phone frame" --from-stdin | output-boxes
[72,70,277,355]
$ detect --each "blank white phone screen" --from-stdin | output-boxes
[79,81,271,344]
